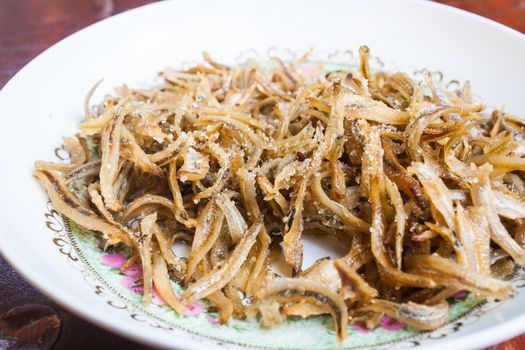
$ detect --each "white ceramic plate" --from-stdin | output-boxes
[2,0,525,349]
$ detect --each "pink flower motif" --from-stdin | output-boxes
[122,264,141,276]
[120,275,144,293]
[450,290,469,299]
[131,285,144,293]
[183,303,204,316]
[102,253,127,268]
[351,323,373,334]
[104,253,205,314]
[120,278,169,306]
[380,316,406,331]
[207,316,220,325]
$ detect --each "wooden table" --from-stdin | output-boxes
[1,1,524,349]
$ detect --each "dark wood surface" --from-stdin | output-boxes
[1,1,525,349]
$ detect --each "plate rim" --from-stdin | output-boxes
[1,0,525,349]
